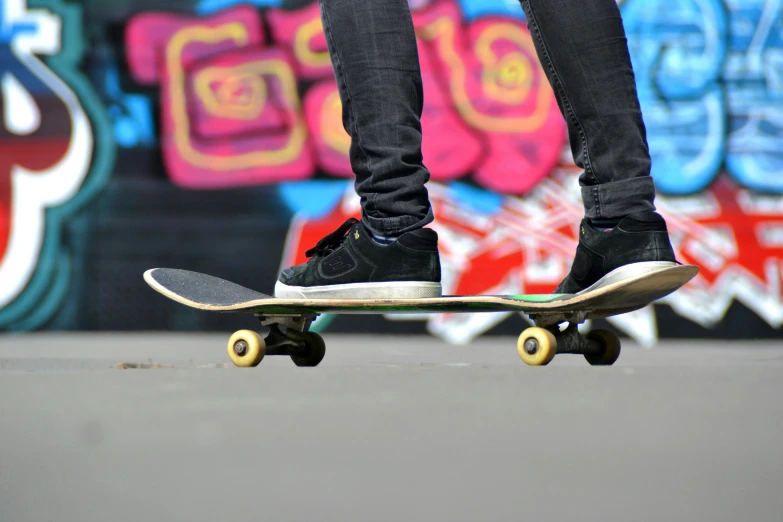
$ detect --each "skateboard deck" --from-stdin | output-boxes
[143,264,698,367]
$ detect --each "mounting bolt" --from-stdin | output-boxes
[523,338,539,355]
[234,340,248,356]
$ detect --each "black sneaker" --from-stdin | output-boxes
[275,218,442,299]
[556,211,678,294]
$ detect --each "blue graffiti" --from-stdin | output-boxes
[104,64,155,148]
[449,182,504,215]
[278,179,505,219]
[0,8,47,92]
[0,17,37,43]
[456,0,526,22]
[724,0,783,192]
[622,0,729,195]
[622,0,783,195]
[195,0,281,16]
[278,180,351,219]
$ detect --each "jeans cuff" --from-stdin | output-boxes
[581,176,656,219]
[362,206,434,237]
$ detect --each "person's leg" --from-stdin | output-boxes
[519,0,653,218]
[519,0,676,293]
[320,0,433,237]
[275,0,441,299]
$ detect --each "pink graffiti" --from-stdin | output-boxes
[124,0,567,194]
[303,79,352,177]
[267,3,332,80]
[126,6,265,84]
[417,34,485,181]
[414,0,566,193]
[126,6,314,189]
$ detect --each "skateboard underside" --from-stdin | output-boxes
[143,264,699,367]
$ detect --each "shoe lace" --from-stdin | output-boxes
[305,218,359,258]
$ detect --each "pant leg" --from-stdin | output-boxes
[319,0,433,236]
[518,0,657,219]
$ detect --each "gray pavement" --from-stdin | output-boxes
[1,333,782,522]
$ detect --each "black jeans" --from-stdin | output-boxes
[319,0,657,236]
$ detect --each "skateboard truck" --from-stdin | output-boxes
[257,313,318,333]
[256,314,319,356]
[528,310,588,328]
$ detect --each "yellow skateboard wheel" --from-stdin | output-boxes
[584,329,621,366]
[227,330,266,367]
[517,327,557,366]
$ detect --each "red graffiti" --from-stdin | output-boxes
[0,61,71,260]
[279,170,783,343]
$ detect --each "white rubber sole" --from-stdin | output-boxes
[575,261,678,295]
[274,280,443,299]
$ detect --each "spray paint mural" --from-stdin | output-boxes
[114,0,782,343]
[0,0,114,331]
[0,0,780,340]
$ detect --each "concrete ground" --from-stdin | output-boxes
[1,332,782,522]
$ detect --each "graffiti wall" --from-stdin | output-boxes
[0,0,780,343]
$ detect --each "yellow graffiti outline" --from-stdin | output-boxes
[294,17,331,69]
[480,51,532,105]
[194,67,268,120]
[418,18,551,133]
[166,22,307,169]
[320,89,350,155]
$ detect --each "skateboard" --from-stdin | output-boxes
[143,264,698,367]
